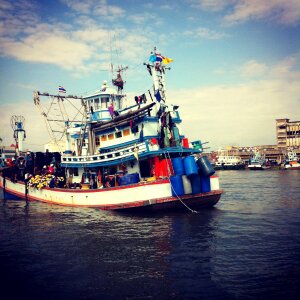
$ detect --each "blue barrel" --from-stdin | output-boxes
[184,156,198,177]
[200,175,211,193]
[119,173,140,185]
[172,157,185,175]
[189,174,202,194]
[197,156,215,177]
[170,175,184,196]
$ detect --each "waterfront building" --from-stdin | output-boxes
[208,144,300,165]
[276,118,300,149]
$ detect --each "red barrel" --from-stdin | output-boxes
[182,138,189,148]
[154,157,174,177]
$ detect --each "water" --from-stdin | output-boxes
[0,170,300,300]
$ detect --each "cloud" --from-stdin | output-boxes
[190,0,235,11]
[169,78,300,148]
[0,32,93,71]
[1,54,299,151]
[128,12,158,25]
[61,0,125,19]
[217,53,300,80]
[224,0,300,25]
[61,0,94,14]
[190,0,300,25]
[167,53,300,148]
[183,27,228,39]
[0,0,154,75]
[240,60,268,77]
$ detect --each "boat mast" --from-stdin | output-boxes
[33,91,85,153]
[10,115,26,155]
[147,47,169,103]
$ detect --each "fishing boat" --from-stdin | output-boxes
[0,49,222,212]
[283,149,300,170]
[248,150,270,170]
[214,149,245,170]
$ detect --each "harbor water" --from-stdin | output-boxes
[1,170,300,299]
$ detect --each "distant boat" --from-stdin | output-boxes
[214,152,245,170]
[283,150,300,170]
[248,151,270,170]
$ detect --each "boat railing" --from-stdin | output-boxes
[61,142,147,165]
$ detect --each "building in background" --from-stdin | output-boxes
[276,118,300,149]
[206,118,300,165]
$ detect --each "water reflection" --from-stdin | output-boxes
[1,170,300,299]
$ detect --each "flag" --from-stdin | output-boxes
[156,54,164,62]
[149,54,156,63]
[154,90,162,102]
[163,57,173,64]
[133,145,139,160]
[59,86,66,93]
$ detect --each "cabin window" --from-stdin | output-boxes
[95,137,100,146]
[94,98,99,110]
[123,129,130,136]
[115,131,122,138]
[101,97,109,108]
[101,135,107,142]
[108,133,114,140]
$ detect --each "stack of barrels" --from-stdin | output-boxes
[169,156,218,197]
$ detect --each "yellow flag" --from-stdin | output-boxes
[133,146,139,160]
[163,57,173,64]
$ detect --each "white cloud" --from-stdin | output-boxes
[60,0,95,14]
[190,0,235,11]
[128,12,158,25]
[217,53,300,80]
[61,0,125,19]
[169,78,300,148]
[190,0,300,25]
[0,33,93,71]
[240,60,268,77]
[167,53,300,148]
[0,0,153,75]
[183,27,228,39]
[224,0,300,25]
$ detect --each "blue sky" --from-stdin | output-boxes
[0,0,299,151]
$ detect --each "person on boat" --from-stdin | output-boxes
[108,103,114,118]
[24,172,32,183]
[15,157,26,180]
[24,152,33,174]
[41,165,48,175]
[48,164,55,175]
[49,175,56,188]
[0,158,5,168]
[7,158,18,182]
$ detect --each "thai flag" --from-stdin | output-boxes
[59,86,66,93]
[156,54,164,62]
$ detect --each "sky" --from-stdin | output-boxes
[0,0,299,152]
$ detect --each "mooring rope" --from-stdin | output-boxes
[163,151,198,214]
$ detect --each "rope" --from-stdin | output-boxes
[163,151,198,214]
